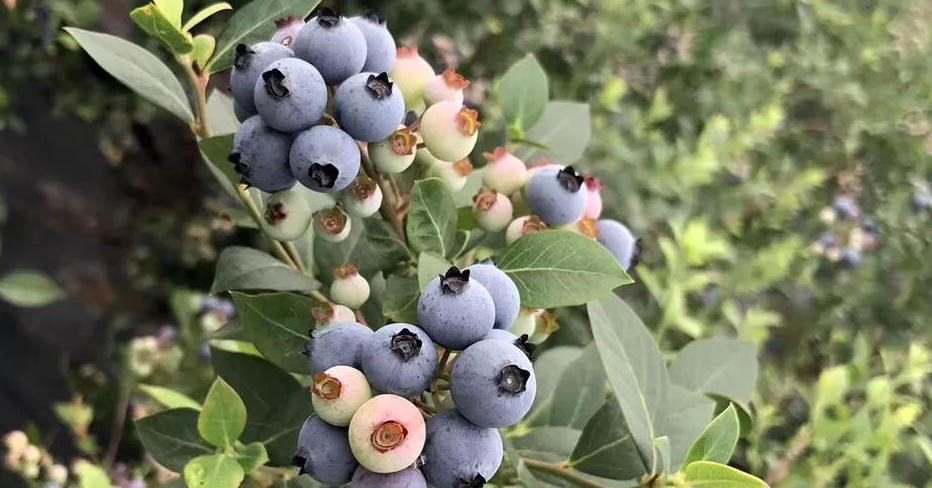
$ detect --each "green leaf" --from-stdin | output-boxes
[210,349,311,466]
[504,436,544,488]
[512,101,590,166]
[569,398,649,480]
[666,385,715,471]
[205,91,239,136]
[154,0,183,27]
[499,53,549,130]
[130,4,194,55]
[382,273,419,324]
[198,377,247,448]
[206,0,321,73]
[406,178,458,258]
[139,384,202,411]
[198,134,239,198]
[231,292,315,374]
[135,408,214,472]
[588,294,670,473]
[211,246,319,294]
[183,3,233,32]
[0,270,64,307]
[64,28,193,122]
[654,436,670,474]
[314,217,408,289]
[498,231,631,308]
[535,343,605,429]
[684,404,739,465]
[417,252,451,291]
[183,454,245,488]
[192,34,216,70]
[669,337,758,406]
[682,461,769,488]
[233,442,269,472]
[73,461,111,488]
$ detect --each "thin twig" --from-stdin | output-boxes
[522,459,611,488]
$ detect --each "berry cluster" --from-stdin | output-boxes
[812,195,879,268]
[477,151,640,270]
[229,7,480,243]
[296,265,536,487]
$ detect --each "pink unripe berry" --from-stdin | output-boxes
[473,188,513,232]
[330,265,370,309]
[314,206,351,243]
[311,365,373,427]
[505,215,549,245]
[419,101,481,162]
[390,47,434,112]
[584,176,604,219]
[423,68,470,106]
[271,17,305,48]
[429,156,474,192]
[370,127,418,174]
[342,176,383,218]
[349,394,426,474]
[312,302,357,328]
[482,147,528,195]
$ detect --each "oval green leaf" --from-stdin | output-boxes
[683,460,769,488]
[417,252,451,291]
[130,4,194,54]
[231,291,315,374]
[205,91,239,136]
[0,270,64,307]
[684,404,740,465]
[233,441,269,472]
[498,230,630,308]
[139,384,202,411]
[669,336,758,407]
[406,178,458,258]
[512,101,590,166]
[183,3,234,32]
[210,246,319,294]
[382,274,419,324]
[198,377,247,448]
[499,53,549,130]
[135,408,214,472]
[184,454,245,488]
[199,134,239,198]
[569,397,650,480]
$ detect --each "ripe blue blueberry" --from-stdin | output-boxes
[304,322,373,374]
[484,329,518,342]
[595,219,640,270]
[832,195,860,220]
[422,410,503,488]
[417,267,495,350]
[290,125,361,193]
[840,248,862,268]
[253,58,327,133]
[361,323,438,397]
[450,339,537,428]
[334,72,406,142]
[294,415,358,485]
[350,12,397,74]
[229,115,295,192]
[294,8,367,85]
[525,166,588,226]
[466,262,521,330]
[351,465,427,488]
[233,99,255,123]
[230,42,293,113]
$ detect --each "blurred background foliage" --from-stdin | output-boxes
[3,0,932,487]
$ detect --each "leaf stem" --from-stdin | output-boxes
[522,459,611,488]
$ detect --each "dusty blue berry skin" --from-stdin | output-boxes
[253,58,327,133]
[230,115,296,192]
[422,410,503,488]
[840,248,863,268]
[450,339,537,428]
[230,42,293,113]
[484,329,518,342]
[334,72,406,142]
[467,263,521,330]
[305,322,373,374]
[294,11,367,85]
[233,99,255,122]
[361,323,438,397]
[351,465,427,488]
[295,415,358,485]
[290,126,361,193]
[596,219,637,270]
[417,274,495,350]
[350,13,397,74]
[526,167,588,226]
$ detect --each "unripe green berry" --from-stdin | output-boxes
[505,215,548,245]
[370,127,418,174]
[390,47,434,113]
[260,188,313,241]
[428,155,474,192]
[314,206,352,243]
[473,188,513,232]
[330,265,371,309]
[342,176,383,218]
[312,302,357,328]
[482,147,527,195]
[311,365,373,427]
[419,101,480,162]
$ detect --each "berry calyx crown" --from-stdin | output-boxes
[457,474,487,487]
[351,176,379,200]
[513,334,537,359]
[365,72,394,100]
[439,266,470,295]
[264,202,288,225]
[390,127,417,156]
[556,166,584,193]
[473,187,499,211]
[453,159,474,177]
[441,68,471,90]
[308,163,339,189]
[233,44,253,70]
[483,147,509,163]
[456,107,481,136]
[397,46,420,58]
[361,10,385,25]
[291,455,307,475]
[497,364,531,395]
[311,373,342,400]
[391,328,423,361]
[315,7,341,28]
[310,302,336,324]
[371,421,408,452]
[333,264,359,280]
[584,175,604,192]
[317,207,348,235]
[521,216,548,236]
[262,68,290,99]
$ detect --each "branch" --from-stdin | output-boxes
[522,459,613,488]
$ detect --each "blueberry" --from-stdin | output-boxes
[484,329,518,342]
[840,248,862,268]
[271,16,305,49]
[466,262,520,330]
[832,196,859,220]
[334,72,406,142]
[261,188,313,241]
[348,395,426,474]
[417,267,495,350]
[229,115,295,192]
[342,175,384,218]
[525,166,588,226]
[361,323,438,397]
[391,47,434,113]
[295,415,358,484]
[253,58,327,133]
[330,265,371,309]
[350,12,397,74]
[422,410,503,488]
[311,365,373,427]
[290,125,361,193]
[450,339,536,428]
[230,42,293,113]
[351,465,427,488]
[305,322,373,374]
[913,192,932,212]
[419,101,480,162]
[294,8,367,85]
[472,189,514,233]
[595,219,640,270]
[233,98,255,123]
